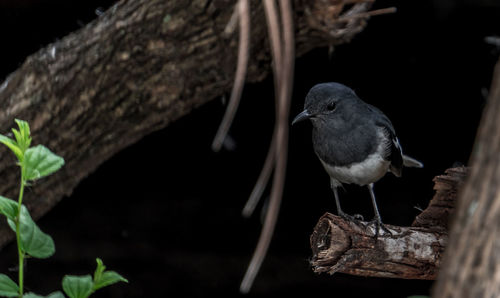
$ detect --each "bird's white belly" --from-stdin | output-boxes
[320,153,390,187]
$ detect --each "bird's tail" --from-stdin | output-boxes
[403,155,423,168]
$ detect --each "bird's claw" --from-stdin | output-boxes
[353,214,364,221]
[338,211,363,225]
[367,217,392,238]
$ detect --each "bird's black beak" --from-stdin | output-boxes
[292,109,312,125]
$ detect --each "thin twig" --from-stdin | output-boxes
[240,0,283,293]
[242,132,277,217]
[240,0,295,293]
[240,0,283,217]
[212,0,251,152]
[336,7,397,22]
[279,0,295,107]
[262,0,284,79]
[224,6,240,36]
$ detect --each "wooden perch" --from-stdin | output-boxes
[310,167,469,279]
[310,213,447,279]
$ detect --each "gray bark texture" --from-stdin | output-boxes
[310,213,447,280]
[0,0,374,248]
[433,57,500,297]
[310,167,467,280]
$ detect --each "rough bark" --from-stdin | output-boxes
[310,167,468,280]
[433,58,500,297]
[0,0,376,248]
[310,213,446,279]
[412,166,468,231]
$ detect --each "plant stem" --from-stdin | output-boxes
[16,177,25,297]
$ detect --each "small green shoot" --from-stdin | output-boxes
[92,258,128,291]
[62,259,128,298]
[0,120,127,297]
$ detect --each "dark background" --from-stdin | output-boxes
[0,0,498,297]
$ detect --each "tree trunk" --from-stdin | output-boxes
[432,58,500,296]
[0,0,375,248]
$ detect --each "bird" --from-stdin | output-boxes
[292,82,422,235]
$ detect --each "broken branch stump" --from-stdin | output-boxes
[310,167,468,280]
[310,214,446,279]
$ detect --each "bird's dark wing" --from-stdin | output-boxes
[386,132,404,177]
[367,105,404,177]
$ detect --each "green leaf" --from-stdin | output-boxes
[0,134,22,162]
[13,119,31,153]
[92,258,127,291]
[10,205,55,258]
[11,129,21,147]
[93,271,128,291]
[23,294,43,298]
[62,275,93,298]
[0,196,18,221]
[0,119,32,162]
[7,218,15,233]
[0,274,19,297]
[23,145,64,181]
[24,292,65,298]
[93,258,105,283]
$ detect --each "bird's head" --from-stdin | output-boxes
[292,82,358,126]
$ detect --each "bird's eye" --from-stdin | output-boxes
[327,101,336,111]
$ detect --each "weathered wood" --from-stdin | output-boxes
[310,213,446,279]
[0,0,378,248]
[310,167,469,279]
[433,57,500,297]
[412,166,468,231]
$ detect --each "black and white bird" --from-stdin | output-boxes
[292,82,423,233]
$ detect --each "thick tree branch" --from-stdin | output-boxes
[310,213,446,279]
[310,167,468,279]
[0,0,382,248]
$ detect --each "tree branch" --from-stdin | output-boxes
[310,167,468,279]
[310,213,446,279]
[0,1,394,261]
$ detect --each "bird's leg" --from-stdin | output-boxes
[332,184,363,223]
[367,183,391,237]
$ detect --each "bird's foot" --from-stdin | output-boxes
[353,214,364,221]
[338,211,363,225]
[367,217,392,238]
